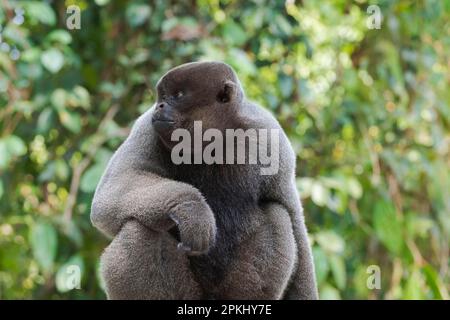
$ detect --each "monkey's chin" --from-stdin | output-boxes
[152,118,175,131]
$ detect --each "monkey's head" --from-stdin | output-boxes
[152,61,244,148]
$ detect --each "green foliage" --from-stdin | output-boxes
[29,222,57,274]
[0,0,448,299]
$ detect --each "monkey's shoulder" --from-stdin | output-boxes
[237,101,281,130]
[238,101,296,169]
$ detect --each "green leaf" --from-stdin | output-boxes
[403,268,424,299]
[55,255,84,293]
[38,161,56,182]
[373,202,403,254]
[0,135,27,169]
[72,86,91,109]
[5,135,27,157]
[320,284,341,300]
[23,2,56,25]
[95,0,110,5]
[296,177,314,198]
[0,179,4,199]
[100,81,126,98]
[96,258,106,292]
[29,222,58,273]
[94,148,113,164]
[406,214,434,239]
[59,110,81,134]
[80,164,105,193]
[228,49,257,75]
[311,182,330,207]
[51,89,68,110]
[55,159,69,181]
[47,30,72,44]
[37,108,55,133]
[315,231,345,254]
[279,75,294,98]
[41,49,64,73]
[222,20,247,46]
[126,4,151,27]
[272,14,292,36]
[329,255,346,290]
[422,265,449,299]
[347,178,362,199]
[353,266,371,298]
[312,246,329,285]
[63,221,83,247]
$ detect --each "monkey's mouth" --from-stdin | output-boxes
[152,116,175,124]
[152,115,175,131]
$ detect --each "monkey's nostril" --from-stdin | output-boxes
[158,103,165,109]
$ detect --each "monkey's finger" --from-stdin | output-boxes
[177,242,191,252]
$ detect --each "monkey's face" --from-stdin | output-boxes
[152,61,243,149]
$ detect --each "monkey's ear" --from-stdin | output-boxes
[217,80,239,103]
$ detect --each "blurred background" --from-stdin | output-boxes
[0,0,449,299]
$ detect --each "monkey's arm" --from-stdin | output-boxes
[261,131,318,300]
[262,178,318,299]
[91,171,216,255]
[277,182,318,299]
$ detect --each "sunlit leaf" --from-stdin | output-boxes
[320,284,340,300]
[95,0,110,5]
[373,202,403,254]
[41,49,64,73]
[5,135,27,157]
[59,110,82,134]
[315,231,345,254]
[347,178,362,199]
[23,1,56,25]
[228,49,257,75]
[51,89,68,110]
[72,86,91,109]
[311,183,330,207]
[126,4,151,27]
[37,108,54,133]
[29,222,58,273]
[312,246,329,285]
[47,30,72,44]
[222,20,247,46]
[81,164,105,193]
[422,265,449,300]
[329,255,346,290]
[403,269,424,299]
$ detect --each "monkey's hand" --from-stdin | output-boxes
[169,200,216,256]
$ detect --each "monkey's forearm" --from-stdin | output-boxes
[91,174,210,238]
[282,192,318,299]
[262,180,318,299]
[283,212,318,300]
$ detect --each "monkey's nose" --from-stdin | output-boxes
[158,102,166,109]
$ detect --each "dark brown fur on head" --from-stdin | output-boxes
[152,61,244,148]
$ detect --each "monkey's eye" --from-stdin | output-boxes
[174,91,184,99]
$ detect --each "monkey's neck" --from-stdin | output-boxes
[176,163,258,203]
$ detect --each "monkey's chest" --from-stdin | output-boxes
[188,199,259,296]
[174,164,264,295]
